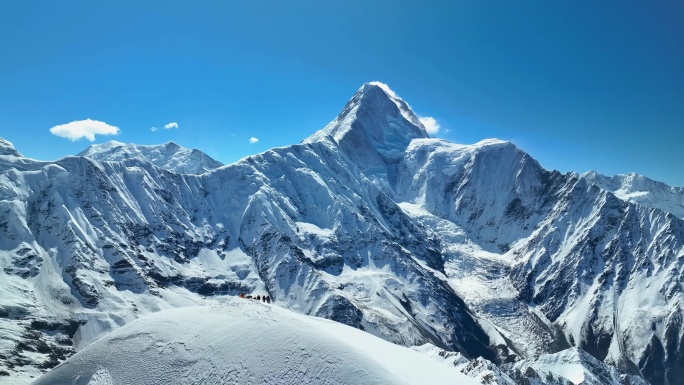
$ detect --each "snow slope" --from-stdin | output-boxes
[34,298,479,385]
[78,141,223,174]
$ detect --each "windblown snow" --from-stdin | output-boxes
[34,298,479,385]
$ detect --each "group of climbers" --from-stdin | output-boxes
[239,293,271,303]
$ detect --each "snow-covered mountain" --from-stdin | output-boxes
[582,171,684,219]
[413,342,637,385]
[508,348,649,385]
[78,140,223,174]
[0,138,21,157]
[34,298,480,385]
[1,82,683,385]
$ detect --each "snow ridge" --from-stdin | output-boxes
[0,137,21,157]
[78,140,223,174]
[34,299,480,385]
[582,171,684,219]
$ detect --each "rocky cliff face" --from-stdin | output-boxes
[1,83,682,384]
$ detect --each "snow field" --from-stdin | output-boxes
[34,298,479,385]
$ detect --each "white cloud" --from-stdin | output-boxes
[150,126,158,132]
[419,116,440,134]
[249,137,259,144]
[164,122,179,130]
[49,119,120,141]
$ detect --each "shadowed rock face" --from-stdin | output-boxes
[1,83,683,384]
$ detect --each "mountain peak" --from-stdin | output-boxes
[351,81,428,135]
[78,141,223,174]
[0,137,22,157]
[581,170,684,219]
[305,82,429,167]
[357,81,400,100]
[102,140,125,146]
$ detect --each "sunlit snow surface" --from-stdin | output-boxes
[34,298,479,385]
[582,171,684,219]
[78,141,223,175]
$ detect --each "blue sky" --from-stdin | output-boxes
[1,1,682,186]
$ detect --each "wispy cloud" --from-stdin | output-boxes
[368,81,399,99]
[150,122,178,133]
[369,81,441,135]
[249,137,259,144]
[419,116,440,135]
[49,119,120,141]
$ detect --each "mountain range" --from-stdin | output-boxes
[78,140,224,175]
[0,83,682,384]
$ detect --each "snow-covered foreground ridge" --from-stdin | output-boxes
[34,299,480,385]
[1,83,683,384]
